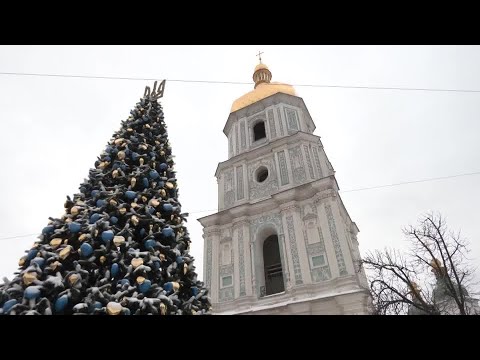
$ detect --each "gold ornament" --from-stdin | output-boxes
[106,302,122,315]
[136,276,146,284]
[160,150,165,156]
[112,170,119,178]
[117,151,126,160]
[59,246,72,260]
[150,198,160,207]
[183,263,188,275]
[18,256,27,266]
[23,272,37,285]
[160,303,166,315]
[131,178,137,187]
[127,128,133,132]
[159,189,166,197]
[172,282,180,291]
[159,254,166,261]
[68,274,80,286]
[131,215,139,226]
[131,202,138,209]
[166,182,174,189]
[113,236,126,247]
[145,124,151,129]
[100,256,107,264]
[50,238,63,248]
[114,138,124,145]
[109,199,118,207]
[139,158,144,166]
[131,258,143,268]
[79,234,88,242]
[139,144,148,151]
[119,207,127,215]
[50,261,61,270]
[70,206,79,215]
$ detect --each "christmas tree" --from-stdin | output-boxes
[0,81,211,315]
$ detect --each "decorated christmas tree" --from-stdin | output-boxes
[0,81,211,315]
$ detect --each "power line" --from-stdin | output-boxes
[1,71,480,93]
[1,170,478,243]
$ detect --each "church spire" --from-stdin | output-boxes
[253,52,272,88]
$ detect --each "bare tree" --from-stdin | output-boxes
[361,213,479,315]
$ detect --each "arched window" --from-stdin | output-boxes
[263,235,285,295]
[253,121,266,142]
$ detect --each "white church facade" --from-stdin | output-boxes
[198,61,370,314]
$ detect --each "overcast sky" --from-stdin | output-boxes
[0,45,479,288]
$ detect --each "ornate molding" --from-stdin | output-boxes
[288,146,307,184]
[286,215,303,285]
[238,227,246,296]
[277,107,284,136]
[325,203,347,276]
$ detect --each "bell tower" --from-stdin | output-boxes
[198,59,370,314]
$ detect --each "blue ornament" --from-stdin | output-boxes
[111,263,119,277]
[105,145,113,154]
[42,225,54,235]
[112,163,120,170]
[91,190,100,198]
[158,181,165,188]
[191,287,199,297]
[131,152,140,161]
[89,213,101,224]
[125,191,137,200]
[152,261,160,270]
[2,299,18,313]
[163,203,173,213]
[144,239,156,250]
[96,199,106,207]
[69,222,81,233]
[27,249,38,260]
[123,308,131,315]
[94,301,103,309]
[162,227,174,238]
[139,228,146,237]
[54,294,68,312]
[142,178,149,188]
[159,163,168,171]
[163,282,173,292]
[120,279,130,287]
[102,230,114,242]
[147,206,155,214]
[138,279,151,294]
[110,216,118,225]
[24,286,41,300]
[149,170,159,179]
[104,156,111,162]
[31,257,45,268]
[80,243,93,257]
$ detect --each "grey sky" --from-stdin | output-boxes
[0,45,479,287]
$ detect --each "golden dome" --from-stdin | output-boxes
[230,62,296,113]
[254,63,269,72]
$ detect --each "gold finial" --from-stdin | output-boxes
[256,51,264,64]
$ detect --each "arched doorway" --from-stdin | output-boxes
[263,235,285,295]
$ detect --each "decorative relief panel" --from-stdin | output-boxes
[286,215,303,285]
[304,145,315,179]
[277,108,284,136]
[205,237,212,290]
[312,147,323,178]
[249,213,283,240]
[277,150,289,186]
[237,227,246,296]
[268,109,276,139]
[236,165,244,200]
[285,107,299,132]
[325,203,347,276]
[240,120,247,150]
[235,123,239,155]
[248,157,279,200]
[288,146,307,184]
[223,169,235,208]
